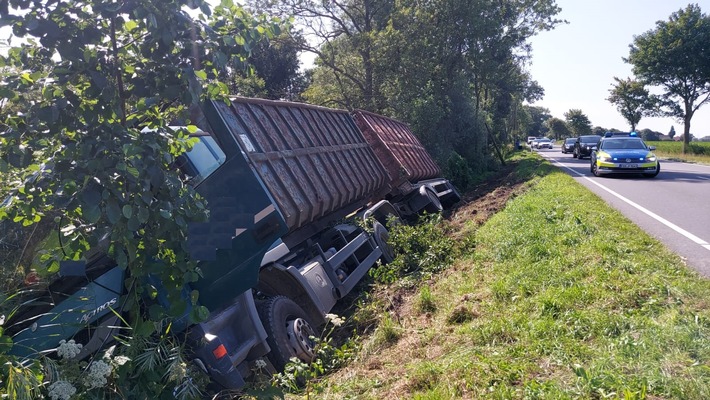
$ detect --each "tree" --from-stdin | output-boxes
[639,128,660,141]
[0,0,278,396]
[627,4,710,153]
[545,117,571,140]
[592,126,607,136]
[523,105,552,137]
[564,109,592,136]
[251,0,563,174]
[668,125,676,140]
[248,0,394,111]
[243,31,308,100]
[607,77,655,131]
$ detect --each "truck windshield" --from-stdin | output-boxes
[178,135,226,186]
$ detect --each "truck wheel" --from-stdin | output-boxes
[258,296,317,372]
[424,188,443,213]
[373,221,395,264]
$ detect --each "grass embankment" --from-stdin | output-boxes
[648,141,710,165]
[314,152,710,399]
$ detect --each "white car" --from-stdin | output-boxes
[535,138,553,149]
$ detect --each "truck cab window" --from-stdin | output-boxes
[179,135,226,185]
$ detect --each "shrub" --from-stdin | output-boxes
[370,214,455,284]
[444,152,474,192]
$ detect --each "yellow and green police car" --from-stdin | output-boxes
[590,133,660,178]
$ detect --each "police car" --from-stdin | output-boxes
[590,132,660,178]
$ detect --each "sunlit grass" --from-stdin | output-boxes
[315,154,710,400]
[648,141,710,164]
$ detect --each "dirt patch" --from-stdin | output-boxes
[447,162,530,236]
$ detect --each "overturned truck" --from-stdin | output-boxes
[7,97,460,389]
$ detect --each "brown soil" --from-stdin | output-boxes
[447,161,530,236]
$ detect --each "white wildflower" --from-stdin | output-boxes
[84,359,113,389]
[254,359,267,369]
[48,380,77,400]
[57,339,83,359]
[112,355,130,366]
[325,313,345,327]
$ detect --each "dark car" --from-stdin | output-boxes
[590,133,660,177]
[561,137,576,154]
[573,135,601,159]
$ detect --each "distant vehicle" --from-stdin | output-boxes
[590,132,660,177]
[573,135,601,159]
[527,136,537,145]
[535,138,553,149]
[561,138,576,154]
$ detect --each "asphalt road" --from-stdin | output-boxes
[535,146,710,277]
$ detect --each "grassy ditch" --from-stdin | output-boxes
[289,151,710,399]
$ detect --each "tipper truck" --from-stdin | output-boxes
[6,97,459,389]
[352,109,461,214]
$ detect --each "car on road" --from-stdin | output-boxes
[590,133,660,177]
[573,135,601,159]
[527,136,537,145]
[561,137,576,154]
[535,138,553,149]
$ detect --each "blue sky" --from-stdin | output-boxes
[527,0,710,138]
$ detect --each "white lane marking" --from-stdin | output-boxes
[549,158,710,252]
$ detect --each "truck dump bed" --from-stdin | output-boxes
[351,110,441,189]
[208,98,389,234]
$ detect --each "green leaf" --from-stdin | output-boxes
[124,20,138,31]
[106,198,121,224]
[135,318,155,337]
[195,70,207,80]
[116,248,128,269]
[127,166,140,178]
[0,86,16,100]
[127,216,140,231]
[83,205,101,223]
[190,305,210,323]
[137,207,150,223]
[122,205,133,219]
[81,185,102,206]
[148,304,164,321]
[0,333,13,354]
[147,13,158,29]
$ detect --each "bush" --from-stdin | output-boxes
[444,152,474,192]
[370,214,455,284]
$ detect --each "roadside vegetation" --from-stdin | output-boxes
[649,141,710,165]
[259,151,710,399]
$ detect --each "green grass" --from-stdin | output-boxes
[312,152,710,399]
[648,141,710,164]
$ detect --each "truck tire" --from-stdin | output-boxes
[372,221,395,264]
[423,188,443,213]
[257,296,318,372]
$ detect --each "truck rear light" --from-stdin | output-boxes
[212,344,227,359]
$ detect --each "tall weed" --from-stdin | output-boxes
[370,214,455,284]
